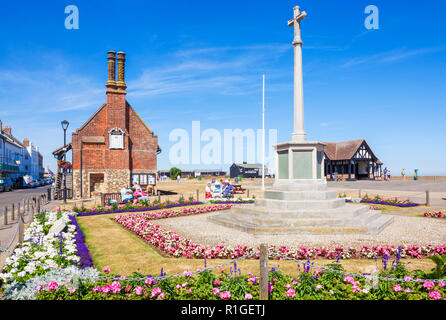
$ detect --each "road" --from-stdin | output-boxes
[0,185,51,210]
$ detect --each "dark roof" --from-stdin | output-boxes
[323,139,380,163]
[233,163,263,169]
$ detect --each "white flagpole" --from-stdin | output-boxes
[262,73,265,191]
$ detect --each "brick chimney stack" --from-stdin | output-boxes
[0,120,2,132]
[4,126,11,135]
[116,52,127,93]
[23,138,30,147]
[106,51,117,87]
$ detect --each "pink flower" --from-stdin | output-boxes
[145,278,155,285]
[102,285,110,295]
[102,267,111,273]
[213,280,221,286]
[438,281,445,288]
[36,284,42,292]
[68,288,76,293]
[286,288,296,298]
[344,276,355,284]
[404,288,411,293]
[220,291,231,300]
[316,285,323,291]
[46,281,59,291]
[285,284,291,289]
[158,292,166,299]
[92,286,102,292]
[110,281,121,293]
[403,276,413,281]
[151,287,162,297]
[352,285,361,293]
[423,281,435,290]
[176,284,182,290]
[429,290,442,300]
[134,286,143,295]
[244,293,253,300]
[213,288,220,295]
[393,284,402,292]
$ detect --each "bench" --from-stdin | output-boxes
[233,184,246,194]
[101,193,122,206]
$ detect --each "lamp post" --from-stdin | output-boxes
[61,120,69,203]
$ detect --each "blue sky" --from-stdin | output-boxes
[0,0,445,175]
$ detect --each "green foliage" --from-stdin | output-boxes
[169,167,182,180]
[424,254,446,279]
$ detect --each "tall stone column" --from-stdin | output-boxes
[289,6,307,142]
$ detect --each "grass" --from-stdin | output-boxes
[76,208,436,277]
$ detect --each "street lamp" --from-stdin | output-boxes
[61,120,69,203]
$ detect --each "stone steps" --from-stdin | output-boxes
[264,190,337,201]
[254,197,346,210]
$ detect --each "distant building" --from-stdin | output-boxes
[323,139,383,180]
[0,121,44,187]
[229,162,268,178]
[157,169,226,179]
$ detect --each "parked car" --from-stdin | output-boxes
[0,178,14,192]
[32,179,41,187]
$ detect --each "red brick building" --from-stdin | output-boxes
[70,51,160,198]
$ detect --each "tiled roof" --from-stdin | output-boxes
[323,139,364,160]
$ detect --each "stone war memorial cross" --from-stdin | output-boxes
[209,5,394,235]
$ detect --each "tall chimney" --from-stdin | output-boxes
[4,126,11,135]
[116,52,127,92]
[106,51,117,91]
[0,120,2,132]
[23,138,30,147]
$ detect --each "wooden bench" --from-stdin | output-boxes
[233,184,246,194]
[101,193,122,206]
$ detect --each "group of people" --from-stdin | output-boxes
[120,183,149,204]
[383,167,392,181]
[205,179,234,199]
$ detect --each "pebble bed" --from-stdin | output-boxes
[153,211,446,249]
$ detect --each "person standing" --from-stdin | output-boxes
[401,168,406,180]
[177,174,181,184]
[383,167,388,181]
[387,169,392,181]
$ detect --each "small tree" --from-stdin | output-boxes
[169,167,182,180]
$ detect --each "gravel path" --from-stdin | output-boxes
[153,211,446,248]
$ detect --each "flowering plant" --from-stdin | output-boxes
[57,160,72,170]
[0,211,82,285]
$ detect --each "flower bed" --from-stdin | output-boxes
[33,260,446,300]
[73,199,203,217]
[345,194,420,207]
[209,199,255,204]
[0,211,87,285]
[114,210,446,260]
[424,211,445,218]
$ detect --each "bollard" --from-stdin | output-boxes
[426,190,430,206]
[358,189,361,198]
[12,204,15,221]
[196,189,199,202]
[259,243,269,300]
[37,198,41,213]
[3,206,8,225]
[18,212,24,244]
[247,189,250,198]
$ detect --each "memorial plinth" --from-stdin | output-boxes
[209,5,393,234]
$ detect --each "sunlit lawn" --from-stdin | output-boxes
[77,209,436,277]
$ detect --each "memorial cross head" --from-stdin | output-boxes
[287,6,307,44]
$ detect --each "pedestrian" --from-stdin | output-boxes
[383,167,388,181]
[387,169,391,181]
[177,174,181,184]
[401,168,406,180]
